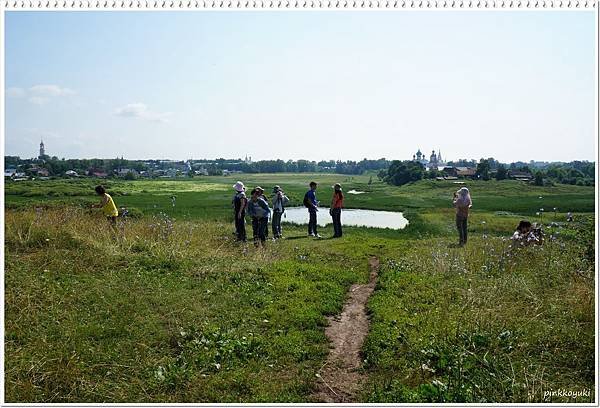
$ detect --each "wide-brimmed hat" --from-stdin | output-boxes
[233,181,245,192]
[333,183,342,190]
[254,186,264,193]
[272,185,282,193]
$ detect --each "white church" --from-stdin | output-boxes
[412,149,446,170]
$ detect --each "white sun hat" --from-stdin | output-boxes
[233,181,245,192]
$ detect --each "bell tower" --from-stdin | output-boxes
[39,139,46,159]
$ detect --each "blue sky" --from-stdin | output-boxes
[4,11,596,162]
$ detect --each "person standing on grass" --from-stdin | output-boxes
[92,185,119,226]
[304,181,321,238]
[271,185,289,239]
[452,187,472,246]
[232,181,248,242]
[247,186,271,247]
[330,183,344,238]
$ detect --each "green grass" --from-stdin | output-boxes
[4,174,595,403]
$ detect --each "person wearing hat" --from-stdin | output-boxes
[247,186,271,247]
[330,183,344,238]
[271,185,290,239]
[452,186,472,246]
[232,181,248,242]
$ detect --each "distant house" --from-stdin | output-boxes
[91,171,108,178]
[442,166,458,177]
[508,170,533,181]
[65,170,78,177]
[117,168,138,177]
[4,168,16,178]
[31,168,49,177]
[456,167,477,178]
[195,167,209,176]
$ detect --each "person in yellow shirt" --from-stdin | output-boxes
[93,185,119,225]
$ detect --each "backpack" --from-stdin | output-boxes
[303,192,312,208]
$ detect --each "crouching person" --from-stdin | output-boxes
[247,186,271,247]
[92,185,119,228]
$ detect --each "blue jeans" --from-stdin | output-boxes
[252,216,268,244]
[308,209,318,235]
[272,210,283,237]
[235,214,246,241]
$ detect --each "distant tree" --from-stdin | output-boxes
[495,164,508,180]
[476,159,491,181]
[123,171,137,180]
[533,171,544,186]
[384,160,424,186]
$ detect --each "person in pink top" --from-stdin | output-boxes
[452,187,472,246]
[330,183,344,238]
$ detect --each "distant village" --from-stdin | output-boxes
[410,149,534,181]
[4,140,591,187]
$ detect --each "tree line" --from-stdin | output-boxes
[381,158,595,187]
[4,156,391,177]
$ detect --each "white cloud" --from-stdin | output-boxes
[114,102,171,123]
[6,84,75,105]
[6,87,26,98]
[28,96,49,105]
[29,84,75,97]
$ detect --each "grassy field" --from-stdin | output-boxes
[4,174,596,402]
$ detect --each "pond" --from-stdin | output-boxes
[280,207,409,230]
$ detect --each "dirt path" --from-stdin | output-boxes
[311,257,380,403]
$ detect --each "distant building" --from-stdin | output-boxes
[442,166,476,179]
[413,148,445,169]
[456,167,477,178]
[88,169,108,178]
[117,168,138,176]
[30,166,49,177]
[65,170,78,177]
[508,170,533,181]
[4,168,16,177]
[39,139,46,159]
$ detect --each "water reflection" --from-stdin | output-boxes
[280,207,409,230]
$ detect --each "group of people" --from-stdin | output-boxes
[93,183,561,248]
[451,186,546,247]
[232,180,345,246]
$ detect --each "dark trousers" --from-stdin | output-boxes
[456,215,468,245]
[272,210,283,237]
[235,213,246,241]
[252,217,268,243]
[308,209,318,235]
[331,208,342,237]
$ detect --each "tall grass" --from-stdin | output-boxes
[4,207,366,402]
[362,231,595,403]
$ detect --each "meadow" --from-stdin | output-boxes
[3,174,596,402]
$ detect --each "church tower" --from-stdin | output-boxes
[39,139,46,159]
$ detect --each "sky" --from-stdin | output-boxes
[3,11,597,163]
